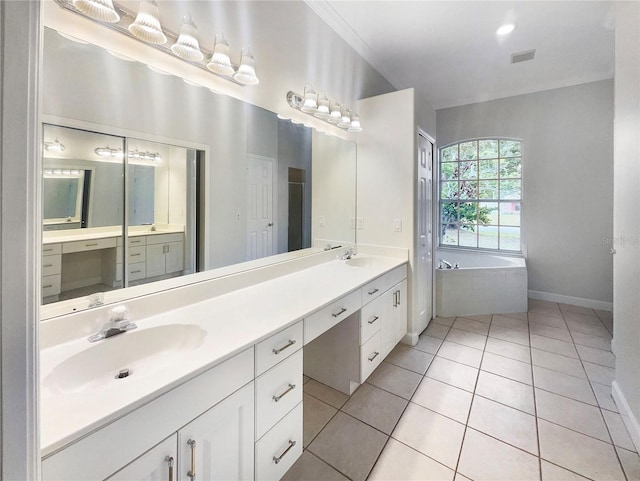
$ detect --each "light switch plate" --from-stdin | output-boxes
[357,217,365,230]
[319,216,325,227]
[394,219,402,232]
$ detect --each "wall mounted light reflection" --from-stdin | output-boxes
[44,138,66,153]
[287,87,363,133]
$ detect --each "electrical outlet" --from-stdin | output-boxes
[357,217,365,230]
[394,219,402,232]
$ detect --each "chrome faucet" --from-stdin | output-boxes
[88,306,137,342]
[439,259,453,269]
[339,247,357,260]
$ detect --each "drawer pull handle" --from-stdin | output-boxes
[131,270,142,274]
[368,316,379,325]
[273,440,296,465]
[332,307,347,318]
[131,253,141,257]
[43,263,53,268]
[273,383,296,402]
[43,284,53,289]
[368,351,380,362]
[397,290,401,306]
[164,456,174,481]
[368,288,379,295]
[85,243,99,247]
[187,439,196,480]
[273,339,296,355]
[43,248,54,252]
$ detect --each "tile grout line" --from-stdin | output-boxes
[528,307,543,481]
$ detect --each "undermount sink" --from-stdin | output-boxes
[344,256,386,268]
[43,324,207,394]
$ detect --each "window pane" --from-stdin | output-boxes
[478,180,498,199]
[459,181,478,199]
[441,162,457,180]
[500,202,520,226]
[479,202,499,225]
[442,223,459,245]
[441,201,459,230]
[459,224,478,247]
[479,159,499,179]
[479,225,499,249]
[459,161,477,180]
[459,141,478,160]
[500,157,521,179]
[441,181,458,199]
[500,179,521,200]
[499,140,521,158]
[459,202,479,224]
[441,145,458,162]
[499,226,520,251]
[479,140,499,159]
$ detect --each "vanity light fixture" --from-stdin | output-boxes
[72,0,120,23]
[95,146,123,158]
[287,87,363,133]
[44,138,66,153]
[328,98,342,123]
[128,148,162,162]
[44,168,82,177]
[315,92,331,119]
[128,0,167,45]
[301,84,318,113]
[207,33,235,76]
[170,13,204,62]
[233,49,260,85]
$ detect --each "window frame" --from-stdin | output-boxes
[437,137,524,254]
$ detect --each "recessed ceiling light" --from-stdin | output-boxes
[496,23,516,36]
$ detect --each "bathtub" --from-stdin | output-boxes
[435,249,528,317]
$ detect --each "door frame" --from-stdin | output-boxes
[418,127,437,322]
[247,153,278,258]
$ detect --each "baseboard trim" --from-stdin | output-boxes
[528,290,613,311]
[611,380,640,453]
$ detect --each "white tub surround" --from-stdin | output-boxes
[40,248,407,480]
[435,249,527,317]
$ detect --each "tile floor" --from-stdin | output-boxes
[282,299,640,481]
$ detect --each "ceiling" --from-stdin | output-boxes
[307,1,615,109]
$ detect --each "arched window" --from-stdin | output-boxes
[439,139,522,252]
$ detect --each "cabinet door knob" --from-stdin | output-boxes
[187,439,196,480]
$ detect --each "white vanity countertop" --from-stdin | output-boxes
[40,254,406,456]
[42,225,184,245]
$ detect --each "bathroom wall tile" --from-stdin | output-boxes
[308,412,387,481]
[489,324,530,346]
[583,361,616,386]
[392,402,465,469]
[366,361,422,400]
[368,438,455,481]
[412,376,473,423]
[491,314,529,332]
[457,428,540,481]
[482,351,533,385]
[303,393,338,447]
[538,419,625,480]
[468,395,539,455]
[453,317,490,336]
[541,460,592,481]
[530,322,573,342]
[529,312,568,329]
[281,451,348,481]
[425,322,450,340]
[591,381,619,412]
[530,334,579,359]
[602,410,637,451]
[342,383,408,435]
[532,366,597,405]
[535,389,609,442]
[426,357,479,392]
[437,340,483,368]
[386,344,434,375]
[571,331,612,351]
[475,370,535,414]
[414,334,444,355]
[576,344,616,368]
[433,316,456,327]
[445,328,487,350]
[616,447,640,481]
[484,336,531,363]
[304,379,350,409]
[531,348,587,379]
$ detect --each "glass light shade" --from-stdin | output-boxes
[72,0,120,23]
[314,91,330,119]
[171,13,204,62]
[95,146,123,158]
[337,107,352,129]
[348,114,363,133]
[301,84,318,113]
[233,49,259,85]
[328,99,341,123]
[128,0,167,45]
[207,34,235,76]
[44,138,65,153]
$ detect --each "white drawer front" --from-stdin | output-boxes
[360,331,382,382]
[256,350,303,440]
[360,293,387,345]
[146,233,183,245]
[255,321,303,376]
[128,245,146,263]
[42,274,61,297]
[304,290,361,344]
[42,243,62,256]
[361,264,407,305]
[128,236,146,247]
[128,262,146,281]
[63,237,117,254]
[255,402,302,481]
[42,255,62,277]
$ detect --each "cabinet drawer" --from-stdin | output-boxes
[255,321,303,376]
[42,243,62,256]
[256,350,303,440]
[128,245,146,263]
[128,236,146,247]
[304,290,361,344]
[42,255,62,277]
[128,262,146,281]
[62,237,117,254]
[360,293,387,345]
[361,264,407,305]
[360,331,382,382]
[255,402,302,481]
[42,274,61,297]
[146,233,183,245]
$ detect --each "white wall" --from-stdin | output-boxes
[437,80,614,307]
[612,0,640,452]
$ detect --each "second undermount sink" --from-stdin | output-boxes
[43,324,207,394]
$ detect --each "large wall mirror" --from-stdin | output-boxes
[41,25,357,319]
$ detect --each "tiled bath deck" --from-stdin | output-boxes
[283,299,639,481]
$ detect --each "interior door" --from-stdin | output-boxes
[416,133,434,333]
[247,156,274,260]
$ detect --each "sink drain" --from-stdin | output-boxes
[115,368,131,379]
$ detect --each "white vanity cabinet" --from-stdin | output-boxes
[146,233,184,278]
[105,435,177,481]
[42,243,62,301]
